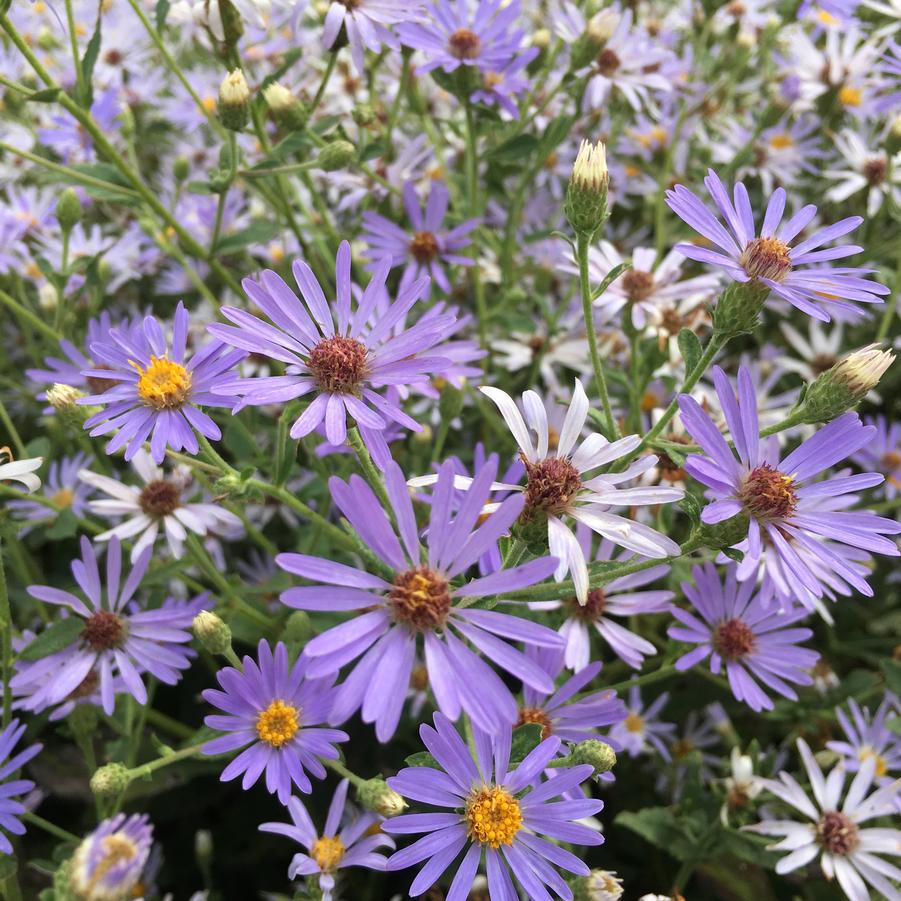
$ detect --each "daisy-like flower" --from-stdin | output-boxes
[0,720,41,854]
[678,366,901,602]
[852,416,901,499]
[79,302,246,464]
[827,694,901,786]
[529,532,675,671]
[721,747,764,825]
[608,687,676,760]
[78,449,242,562]
[201,640,348,804]
[666,169,890,321]
[18,537,196,715]
[468,380,682,601]
[278,458,563,739]
[745,739,901,901]
[209,241,455,449]
[70,814,153,900]
[361,181,478,295]
[824,129,901,217]
[667,563,819,712]
[383,712,603,899]
[0,447,42,495]
[259,778,394,898]
[8,452,93,531]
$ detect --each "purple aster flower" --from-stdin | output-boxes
[38,87,121,162]
[827,694,901,789]
[80,302,245,464]
[665,169,889,321]
[529,530,675,671]
[851,415,901,499]
[277,458,563,740]
[70,813,153,899]
[383,712,603,899]
[469,50,537,117]
[201,640,348,804]
[397,0,528,75]
[8,451,94,533]
[18,537,196,715]
[208,241,456,449]
[608,687,676,761]
[361,181,478,295]
[259,779,394,897]
[678,365,901,603]
[0,720,41,855]
[668,563,819,712]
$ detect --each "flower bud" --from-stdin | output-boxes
[572,869,625,901]
[67,702,99,738]
[38,281,58,312]
[47,383,86,413]
[192,610,233,655]
[90,762,130,797]
[173,155,191,183]
[438,379,466,422]
[283,610,313,644]
[263,81,309,131]
[697,511,749,551]
[565,140,609,238]
[352,102,377,128]
[531,28,551,49]
[570,739,616,775]
[711,279,769,339]
[357,777,407,817]
[195,829,213,860]
[587,8,619,42]
[56,188,82,233]
[314,140,356,172]
[218,69,250,131]
[798,344,894,423]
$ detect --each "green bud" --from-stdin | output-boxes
[53,858,75,901]
[696,511,750,551]
[356,777,407,816]
[56,188,82,233]
[263,81,309,131]
[218,0,244,45]
[511,514,551,554]
[213,473,257,498]
[571,869,625,901]
[218,69,250,131]
[711,279,769,339]
[195,829,213,860]
[173,155,191,182]
[90,762,130,797]
[47,383,88,424]
[315,140,356,172]
[352,102,377,128]
[565,140,609,239]
[193,610,233,655]
[438,379,466,422]
[283,610,313,644]
[570,739,616,775]
[67,701,99,738]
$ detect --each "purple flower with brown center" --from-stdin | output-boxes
[666,169,889,321]
[209,241,456,449]
[668,563,819,712]
[0,720,41,855]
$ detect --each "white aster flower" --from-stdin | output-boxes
[721,746,765,824]
[0,447,42,495]
[824,129,901,217]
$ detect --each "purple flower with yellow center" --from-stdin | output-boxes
[361,180,478,295]
[665,169,889,321]
[201,640,348,804]
[608,687,676,761]
[851,415,901,499]
[70,813,153,899]
[18,537,195,715]
[0,720,41,855]
[259,779,394,898]
[383,712,603,899]
[8,451,93,533]
[668,563,819,712]
[827,694,901,786]
[679,366,901,602]
[209,241,456,449]
[79,302,245,464]
[277,458,563,740]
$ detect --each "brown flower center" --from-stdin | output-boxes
[389,566,453,631]
[86,365,118,395]
[596,47,621,76]
[882,450,901,470]
[738,236,792,282]
[523,457,582,516]
[409,665,429,692]
[622,269,655,303]
[82,611,126,651]
[138,479,181,517]
[816,811,860,856]
[863,157,887,186]
[565,588,606,622]
[712,618,756,660]
[738,464,797,520]
[448,28,481,60]
[409,231,439,264]
[516,706,553,739]
[307,336,369,394]
[68,669,100,700]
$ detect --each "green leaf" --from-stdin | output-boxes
[887,716,901,736]
[404,751,440,769]
[881,660,901,696]
[25,437,51,460]
[677,328,702,375]
[80,12,103,107]
[217,221,284,254]
[18,618,83,662]
[509,723,543,765]
[486,134,539,164]
[614,807,698,862]
[46,509,78,540]
[155,0,171,30]
[186,181,216,195]
[537,114,575,159]
[27,88,62,103]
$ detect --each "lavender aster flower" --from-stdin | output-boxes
[278,458,562,739]
[80,302,245,464]
[851,415,901,499]
[209,241,455,449]
[678,365,901,603]
[827,694,901,786]
[201,640,348,804]
[383,712,603,899]
[259,779,394,897]
[19,537,195,715]
[0,720,41,854]
[668,563,819,712]
[608,687,676,760]
[745,739,901,901]
[8,452,93,531]
[666,170,889,321]
[70,813,153,899]
[361,181,478,295]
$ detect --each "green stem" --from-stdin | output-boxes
[605,663,676,695]
[64,0,88,105]
[126,741,207,779]
[347,426,390,509]
[209,132,237,256]
[0,538,12,727]
[323,756,367,789]
[22,813,79,844]
[876,244,901,342]
[144,707,194,740]
[198,433,238,478]
[0,401,26,459]
[0,288,62,342]
[464,103,489,359]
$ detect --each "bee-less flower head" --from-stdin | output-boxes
[566,140,609,237]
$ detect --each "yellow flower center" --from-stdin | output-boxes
[769,134,794,150]
[256,699,300,748]
[52,488,75,508]
[311,835,345,872]
[838,85,861,107]
[202,94,217,112]
[624,712,644,733]
[858,748,888,778]
[133,356,192,410]
[465,786,522,848]
[817,9,838,25]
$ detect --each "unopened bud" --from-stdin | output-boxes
[315,140,355,171]
[572,869,625,901]
[47,383,85,412]
[173,155,191,182]
[90,762,130,797]
[283,610,313,644]
[263,81,309,131]
[697,510,749,551]
[357,777,407,817]
[38,281,57,312]
[56,188,82,233]
[438,380,466,422]
[799,344,894,423]
[565,140,609,238]
[218,69,250,131]
[587,9,619,43]
[570,739,616,775]
[352,102,377,128]
[195,829,213,860]
[711,279,769,339]
[531,28,551,49]
[67,702,99,737]
[192,610,232,655]
[412,423,434,444]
